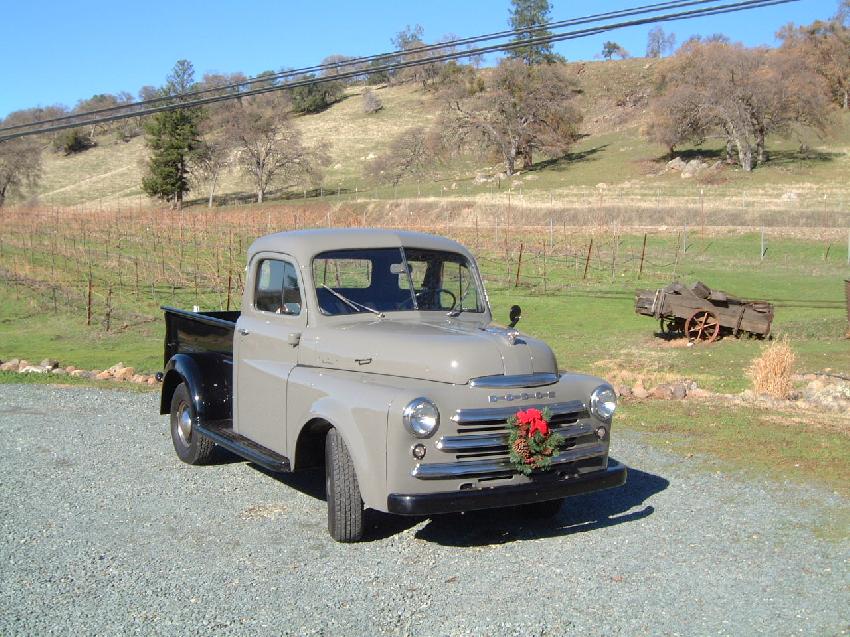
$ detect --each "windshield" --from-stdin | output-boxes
[312,247,485,316]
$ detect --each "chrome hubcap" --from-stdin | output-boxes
[177,403,192,446]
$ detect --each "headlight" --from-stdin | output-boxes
[590,385,617,422]
[403,397,440,438]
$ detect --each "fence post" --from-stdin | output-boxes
[86,269,93,326]
[105,286,113,332]
[760,226,766,261]
[583,238,593,281]
[638,233,647,279]
[226,271,233,311]
[542,240,547,295]
[514,243,524,288]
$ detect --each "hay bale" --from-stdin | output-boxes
[748,338,796,399]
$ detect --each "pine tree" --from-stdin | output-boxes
[141,60,202,209]
[508,0,560,65]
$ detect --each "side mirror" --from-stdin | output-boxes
[508,304,522,328]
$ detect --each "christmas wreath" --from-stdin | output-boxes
[507,407,564,475]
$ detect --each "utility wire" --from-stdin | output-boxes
[0,0,728,134]
[0,0,799,142]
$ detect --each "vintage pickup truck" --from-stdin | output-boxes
[160,229,626,541]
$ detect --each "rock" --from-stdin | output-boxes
[615,384,632,398]
[114,367,135,381]
[130,374,147,384]
[651,384,675,400]
[473,174,491,184]
[64,366,76,373]
[687,388,711,399]
[70,370,92,378]
[146,377,157,385]
[39,359,60,370]
[16,360,31,372]
[95,371,112,380]
[20,365,46,374]
[0,359,20,372]
[670,383,688,400]
[632,380,649,399]
[51,368,67,376]
[666,157,687,171]
[107,362,126,374]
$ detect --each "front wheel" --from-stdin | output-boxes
[325,429,364,542]
[170,382,216,465]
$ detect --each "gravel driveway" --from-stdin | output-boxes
[1,384,847,636]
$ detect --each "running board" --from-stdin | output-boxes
[196,422,291,473]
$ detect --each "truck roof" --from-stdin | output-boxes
[248,228,472,264]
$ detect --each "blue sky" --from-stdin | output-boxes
[0,0,839,118]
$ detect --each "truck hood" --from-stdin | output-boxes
[299,318,558,385]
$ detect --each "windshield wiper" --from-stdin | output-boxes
[321,285,385,319]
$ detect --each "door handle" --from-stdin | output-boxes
[238,328,250,336]
[287,332,301,346]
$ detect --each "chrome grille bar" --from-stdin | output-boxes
[469,373,560,388]
[451,400,586,424]
[412,442,607,480]
[436,422,595,453]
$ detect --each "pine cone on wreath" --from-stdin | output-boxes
[512,437,530,461]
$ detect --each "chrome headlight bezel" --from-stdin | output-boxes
[590,384,617,422]
[402,397,440,438]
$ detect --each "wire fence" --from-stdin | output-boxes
[0,202,848,331]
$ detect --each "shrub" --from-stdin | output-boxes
[53,129,94,155]
[290,78,344,114]
[748,337,796,398]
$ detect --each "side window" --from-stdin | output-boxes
[254,259,302,315]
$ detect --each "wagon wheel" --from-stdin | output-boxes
[685,309,720,343]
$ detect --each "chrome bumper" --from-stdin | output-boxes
[388,460,627,515]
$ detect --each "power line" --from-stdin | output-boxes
[0,0,732,132]
[0,0,799,142]
[0,0,732,134]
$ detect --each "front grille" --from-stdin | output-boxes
[412,401,608,480]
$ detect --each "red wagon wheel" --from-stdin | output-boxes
[685,309,720,343]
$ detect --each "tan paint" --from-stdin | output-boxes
[236,229,613,512]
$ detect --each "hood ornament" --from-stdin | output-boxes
[506,328,520,345]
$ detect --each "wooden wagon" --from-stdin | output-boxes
[635,281,774,342]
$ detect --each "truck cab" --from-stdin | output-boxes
[160,228,626,541]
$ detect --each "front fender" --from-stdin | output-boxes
[159,353,233,424]
[287,368,420,511]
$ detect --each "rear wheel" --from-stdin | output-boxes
[170,382,216,465]
[325,429,364,542]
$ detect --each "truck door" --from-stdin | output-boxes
[234,253,305,455]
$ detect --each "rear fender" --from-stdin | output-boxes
[159,353,233,424]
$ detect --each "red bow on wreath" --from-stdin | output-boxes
[507,407,564,475]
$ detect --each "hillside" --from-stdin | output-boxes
[19,59,850,216]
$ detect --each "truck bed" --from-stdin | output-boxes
[162,306,240,367]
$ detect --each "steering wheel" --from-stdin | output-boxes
[415,287,457,311]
